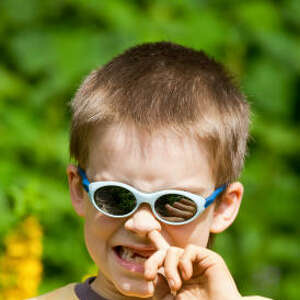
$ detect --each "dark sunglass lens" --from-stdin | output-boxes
[155,194,197,223]
[94,186,136,216]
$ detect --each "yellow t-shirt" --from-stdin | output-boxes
[28,283,79,300]
[27,276,108,300]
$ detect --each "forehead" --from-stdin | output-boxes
[87,123,214,192]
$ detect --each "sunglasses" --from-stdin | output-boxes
[78,168,227,226]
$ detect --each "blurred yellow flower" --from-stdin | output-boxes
[0,216,43,300]
[81,263,98,282]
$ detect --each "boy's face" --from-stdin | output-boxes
[67,124,240,298]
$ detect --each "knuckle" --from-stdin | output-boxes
[210,251,225,264]
[157,248,166,256]
[164,267,174,279]
[185,243,197,252]
[148,253,160,265]
[216,254,225,265]
[166,246,178,258]
[178,256,188,267]
[169,246,179,253]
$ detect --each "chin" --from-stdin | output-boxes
[114,278,154,298]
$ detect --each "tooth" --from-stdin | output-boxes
[122,247,126,257]
[120,247,147,263]
[122,247,132,260]
[128,248,134,259]
[122,248,129,260]
[135,256,145,263]
[120,247,126,259]
[127,248,133,259]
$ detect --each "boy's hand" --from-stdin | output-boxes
[145,230,242,300]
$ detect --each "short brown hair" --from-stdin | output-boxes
[70,41,250,185]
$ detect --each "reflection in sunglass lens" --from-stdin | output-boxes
[155,194,197,223]
[94,186,137,216]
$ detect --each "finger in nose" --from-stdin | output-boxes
[124,205,161,235]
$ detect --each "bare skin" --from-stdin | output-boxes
[144,231,271,300]
[67,125,271,300]
[147,230,241,300]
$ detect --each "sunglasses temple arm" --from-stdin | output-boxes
[204,184,227,208]
[78,167,90,193]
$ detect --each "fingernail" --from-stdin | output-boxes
[169,279,175,288]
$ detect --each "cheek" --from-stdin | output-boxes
[85,197,121,240]
[167,225,210,248]
[166,208,214,248]
[84,211,122,270]
[85,209,121,243]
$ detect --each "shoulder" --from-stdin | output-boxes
[243,296,274,300]
[26,282,78,300]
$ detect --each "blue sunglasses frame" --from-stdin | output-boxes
[78,168,227,226]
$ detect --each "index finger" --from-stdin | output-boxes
[148,230,170,250]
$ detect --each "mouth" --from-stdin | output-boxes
[112,245,155,273]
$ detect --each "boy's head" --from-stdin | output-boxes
[70,41,249,186]
[67,41,249,298]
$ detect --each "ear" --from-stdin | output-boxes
[210,182,243,233]
[66,164,86,217]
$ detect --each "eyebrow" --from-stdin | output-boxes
[168,185,207,195]
[79,168,209,196]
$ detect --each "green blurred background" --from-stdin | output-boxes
[0,0,299,299]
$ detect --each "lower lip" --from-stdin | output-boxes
[113,247,145,273]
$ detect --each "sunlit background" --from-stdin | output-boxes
[0,1,299,299]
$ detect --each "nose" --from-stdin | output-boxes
[124,204,161,237]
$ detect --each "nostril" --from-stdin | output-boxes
[124,217,134,230]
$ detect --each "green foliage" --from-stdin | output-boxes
[0,0,299,299]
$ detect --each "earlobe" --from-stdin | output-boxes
[210,182,243,234]
[66,164,86,217]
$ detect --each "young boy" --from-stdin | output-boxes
[30,42,272,299]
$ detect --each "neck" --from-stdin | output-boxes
[90,271,155,300]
